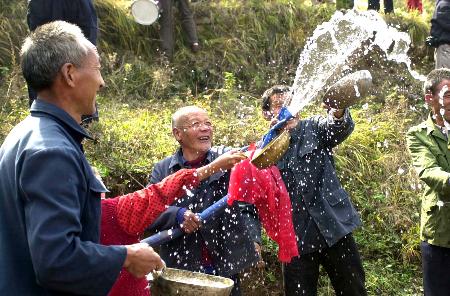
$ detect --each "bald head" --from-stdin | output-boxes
[172,106,208,129]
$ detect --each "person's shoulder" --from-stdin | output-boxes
[406,121,428,135]
[153,153,176,169]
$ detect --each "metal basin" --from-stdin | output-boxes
[322,70,373,109]
[251,130,291,169]
[150,268,234,296]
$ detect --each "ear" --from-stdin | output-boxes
[173,128,182,142]
[425,93,434,105]
[60,63,76,88]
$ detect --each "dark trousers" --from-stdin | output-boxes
[230,274,241,296]
[421,241,450,296]
[368,0,394,13]
[159,0,198,57]
[282,234,366,296]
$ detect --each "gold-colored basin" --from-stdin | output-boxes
[251,130,291,169]
[150,268,234,296]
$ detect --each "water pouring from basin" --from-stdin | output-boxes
[252,9,421,168]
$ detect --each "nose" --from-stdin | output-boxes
[99,75,105,89]
[198,123,211,131]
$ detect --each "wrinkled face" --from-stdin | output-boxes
[264,93,289,120]
[73,47,104,117]
[429,79,450,124]
[173,109,213,158]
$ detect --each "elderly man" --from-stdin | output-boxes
[147,106,262,296]
[261,85,366,296]
[0,21,163,295]
[406,68,450,296]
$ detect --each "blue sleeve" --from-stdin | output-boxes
[19,148,126,295]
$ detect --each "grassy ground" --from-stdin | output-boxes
[0,0,437,294]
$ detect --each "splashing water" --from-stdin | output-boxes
[287,9,424,116]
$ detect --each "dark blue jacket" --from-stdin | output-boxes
[27,0,98,45]
[147,147,261,277]
[277,110,361,254]
[431,0,450,46]
[0,100,126,295]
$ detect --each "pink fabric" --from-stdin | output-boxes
[227,146,298,263]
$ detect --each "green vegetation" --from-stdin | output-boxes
[0,0,436,294]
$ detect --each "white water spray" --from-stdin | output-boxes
[287,9,425,116]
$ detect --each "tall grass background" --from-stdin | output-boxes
[0,0,437,294]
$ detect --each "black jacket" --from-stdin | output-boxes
[431,0,450,46]
[277,110,361,254]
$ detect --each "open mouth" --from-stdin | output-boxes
[198,136,210,142]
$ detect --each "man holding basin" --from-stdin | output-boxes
[260,85,367,296]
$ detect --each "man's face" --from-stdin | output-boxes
[429,79,450,124]
[173,110,213,158]
[73,47,104,117]
[264,93,288,120]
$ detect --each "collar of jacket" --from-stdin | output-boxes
[424,113,448,142]
[30,99,93,142]
[168,148,213,170]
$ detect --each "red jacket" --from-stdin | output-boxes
[100,169,199,296]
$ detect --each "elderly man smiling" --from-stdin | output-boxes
[147,106,262,296]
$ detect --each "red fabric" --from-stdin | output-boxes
[117,168,199,235]
[407,0,422,13]
[227,146,298,263]
[100,168,200,296]
[101,198,149,296]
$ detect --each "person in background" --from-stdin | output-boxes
[406,68,450,296]
[261,85,367,296]
[428,0,450,69]
[368,0,394,14]
[147,106,263,296]
[26,0,99,122]
[159,0,200,59]
[99,151,246,296]
[407,0,423,14]
[0,21,164,295]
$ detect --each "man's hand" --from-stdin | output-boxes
[180,210,201,234]
[123,243,165,278]
[270,116,299,132]
[322,103,344,119]
[197,150,247,180]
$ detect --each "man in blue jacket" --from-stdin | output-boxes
[429,0,450,69]
[261,85,366,296]
[147,106,262,296]
[0,21,163,295]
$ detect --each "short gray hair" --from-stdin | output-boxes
[20,21,91,92]
[172,106,207,128]
[424,68,450,95]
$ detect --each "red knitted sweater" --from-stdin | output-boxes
[100,169,199,296]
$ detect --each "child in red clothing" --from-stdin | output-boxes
[99,151,246,296]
